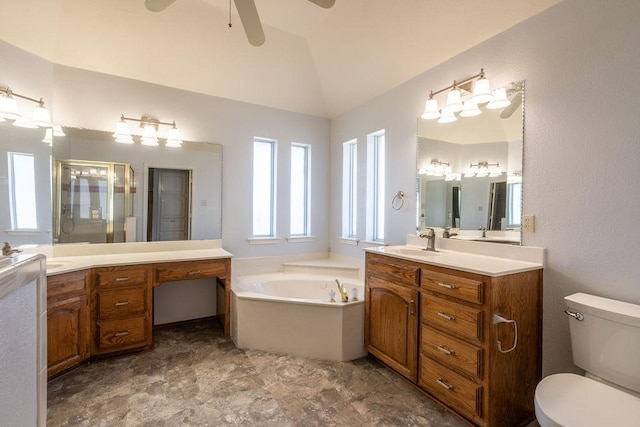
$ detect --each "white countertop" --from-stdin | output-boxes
[21,240,233,276]
[366,239,543,277]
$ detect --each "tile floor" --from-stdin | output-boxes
[47,320,467,426]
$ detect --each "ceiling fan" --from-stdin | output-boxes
[144,0,335,46]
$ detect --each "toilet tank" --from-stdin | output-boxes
[565,293,640,394]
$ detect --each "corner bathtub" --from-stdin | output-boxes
[231,273,366,361]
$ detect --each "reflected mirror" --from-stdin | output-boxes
[0,122,52,246]
[417,80,524,243]
[53,127,222,243]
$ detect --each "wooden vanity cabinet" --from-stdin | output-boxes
[91,264,153,355]
[365,252,542,427]
[364,253,420,381]
[47,271,90,378]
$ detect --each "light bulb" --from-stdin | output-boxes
[444,88,463,113]
[421,98,440,120]
[471,76,493,104]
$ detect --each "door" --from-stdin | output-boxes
[148,168,191,241]
[47,294,89,377]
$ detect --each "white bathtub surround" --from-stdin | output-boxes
[232,252,363,278]
[232,272,366,361]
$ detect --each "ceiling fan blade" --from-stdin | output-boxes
[233,0,266,46]
[307,0,335,8]
[500,92,522,119]
[145,0,176,12]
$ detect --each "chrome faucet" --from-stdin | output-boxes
[2,242,22,256]
[479,227,487,238]
[419,228,437,252]
[442,226,458,239]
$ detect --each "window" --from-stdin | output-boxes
[253,138,277,237]
[342,139,357,238]
[507,182,522,228]
[367,131,385,242]
[7,152,38,230]
[290,143,311,236]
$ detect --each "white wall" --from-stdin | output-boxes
[329,0,640,376]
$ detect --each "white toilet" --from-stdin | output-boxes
[535,292,640,426]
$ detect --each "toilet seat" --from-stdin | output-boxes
[535,373,640,427]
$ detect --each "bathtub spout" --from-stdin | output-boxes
[335,279,349,302]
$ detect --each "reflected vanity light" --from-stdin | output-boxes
[113,114,183,147]
[421,68,511,124]
[420,159,453,177]
[464,162,503,178]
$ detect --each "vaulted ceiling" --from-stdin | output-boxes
[0,0,561,118]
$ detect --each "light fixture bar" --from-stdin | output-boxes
[0,85,46,106]
[115,114,183,147]
[427,69,486,99]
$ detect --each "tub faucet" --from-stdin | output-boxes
[419,228,437,252]
[335,279,349,302]
[2,242,22,256]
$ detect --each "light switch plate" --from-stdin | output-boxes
[523,214,535,233]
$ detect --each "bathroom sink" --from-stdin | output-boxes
[383,247,438,257]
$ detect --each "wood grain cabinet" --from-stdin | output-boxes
[365,253,420,381]
[365,252,543,427]
[92,265,153,355]
[47,271,90,378]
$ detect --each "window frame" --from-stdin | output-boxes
[7,151,38,230]
[367,130,385,242]
[342,139,358,238]
[289,142,311,237]
[252,137,278,238]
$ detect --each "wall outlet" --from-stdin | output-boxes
[523,214,535,233]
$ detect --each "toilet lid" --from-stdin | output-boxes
[535,373,640,427]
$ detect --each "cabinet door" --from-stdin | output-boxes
[366,275,419,381]
[47,294,89,377]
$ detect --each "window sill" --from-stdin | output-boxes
[248,237,281,245]
[339,237,359,246]
[6,230,43,236]
[361,240,386,247]
[286,236,315,243]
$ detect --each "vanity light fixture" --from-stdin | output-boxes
[464,162,503,178]
[0,85,53,128]
[113,114,183,147]
[421,69,511,123]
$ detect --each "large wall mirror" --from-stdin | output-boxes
[53,128,223,244]
[417,80,524,244]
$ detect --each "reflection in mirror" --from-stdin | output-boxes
[0,122,52,246]
[53,159,133,244]
[53,127,222,244]
[417,80,524,243]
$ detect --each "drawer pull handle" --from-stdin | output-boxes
[438,282,457,290]
[114,301,130,306]
[188,270,201,275]
[437,311,456,321]
[115,277,131,282]
[437,345,455,356]
[114,331,130,337]
[409,299,415,316]
[436,378,454,391]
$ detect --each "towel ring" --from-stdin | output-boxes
[392,191,405,210]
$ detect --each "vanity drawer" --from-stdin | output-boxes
[366,253,419,287]
[95,266,150,289]
[421,325,483,379]
[419,355,483,422]
[155,260,228,283]
[97,287,147,319]
[47,270,87,300]
[421,296,483,343]
[97,317,148,351]
[421,269,483,304]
